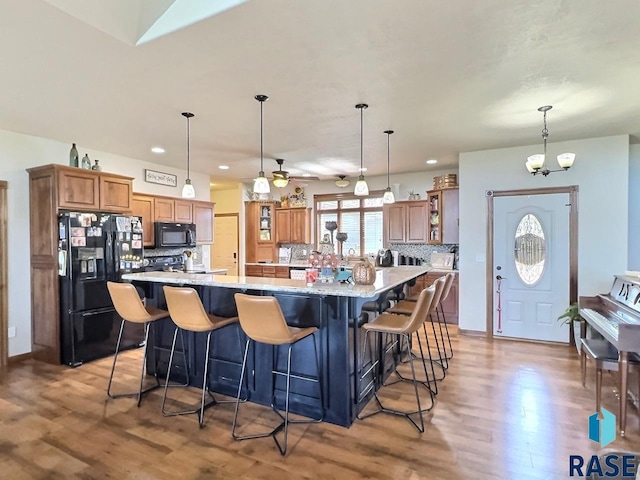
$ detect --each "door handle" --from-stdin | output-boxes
[496,275,506,280]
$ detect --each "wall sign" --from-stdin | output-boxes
[144,169,177,187]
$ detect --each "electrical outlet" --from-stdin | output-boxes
[8,326,16,338]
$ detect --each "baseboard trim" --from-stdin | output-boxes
[458,328,487,337]
[8,352,33,365]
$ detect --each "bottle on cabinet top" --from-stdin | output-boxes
[91,159,102,171]
[81,154,91,169]
[69,143,79,167]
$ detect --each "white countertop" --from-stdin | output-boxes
[122,265,432,298]
[244,262,309,268]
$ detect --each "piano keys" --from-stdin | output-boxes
[579,274,640,436]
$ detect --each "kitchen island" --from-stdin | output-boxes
[122,266,431,427]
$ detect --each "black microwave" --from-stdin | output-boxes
[154,222,196,248]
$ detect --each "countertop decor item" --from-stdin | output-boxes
[382,130,395,204]
[81,154,91,169]
[181,112,196,198]
[336,232,348,256]
[526,105,575,176]
[352,257,376,285]
[325,220,338,245]
[354,103,369,196]
[69,143,79,167]
[253,94,270,194]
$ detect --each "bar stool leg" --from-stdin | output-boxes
[198,331,214,428]
[438,304,454,360]
[423,322,446,381]
[107,319,126,399]
[161,327,180,415]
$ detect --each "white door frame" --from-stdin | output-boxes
[0,180,7,367]
[485,185,579,341]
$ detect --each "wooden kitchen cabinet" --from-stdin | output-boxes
[174,200,193,223]
[154,197,175,222]
[57,168,100,210]
[383,201,427,245]
[245,265,264,277]
[243,264,290,278]
[427,188,459,244]
[193,201,214,244]
[131,194,155,246]
[99,174,133,212]
[245,202,277,263]
[409,272,458,324]
[275,208,311,244]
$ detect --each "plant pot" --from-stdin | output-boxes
[572,319,585,355]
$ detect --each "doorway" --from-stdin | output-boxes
[486,186,578,342]
[0,180,7,367]
[212,214,239,276]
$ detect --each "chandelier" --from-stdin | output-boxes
[526,105,575,176]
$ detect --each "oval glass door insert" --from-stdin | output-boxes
[514,213,546,285]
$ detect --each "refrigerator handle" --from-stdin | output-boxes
[105,231,115,279]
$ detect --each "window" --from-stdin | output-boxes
[514,213,546,285]
[315,192,384,256]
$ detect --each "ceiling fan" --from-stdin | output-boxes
[271,159,319,187]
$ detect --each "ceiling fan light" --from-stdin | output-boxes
[335,176,350,188]
[527,154,545,170]
[525,160,535,173]
[354,175,369,196]
[382,187,395,204]
[253,173,270,194]
[272,176,289,188]
[557,152,575,169]
[181,178,196,198]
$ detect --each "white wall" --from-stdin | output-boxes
[458,135,629,332]
[628,144,640,270]
[0,128,211,356]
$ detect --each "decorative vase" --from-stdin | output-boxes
[91,159,102,171]
[352,258,376,285]
[69,143,79,167]
[81,154,91,169]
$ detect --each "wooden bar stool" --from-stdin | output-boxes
[233,293,323,456]
[357,286,436,432]
[106,281,170,406]
[581,338,640,413]
[162,286,240,428]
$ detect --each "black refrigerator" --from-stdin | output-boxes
[58,212,145,366]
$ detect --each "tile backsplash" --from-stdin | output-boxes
[389,243,458,264]
[145,245,203,261]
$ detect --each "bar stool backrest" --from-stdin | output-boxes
[404,285,436,334]
[428,276,447,314]
[440,273,455,303]
[107,281,150,323]
[163,286,214,332]
[234,293,293,345]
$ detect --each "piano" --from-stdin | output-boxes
[580,274,640,435]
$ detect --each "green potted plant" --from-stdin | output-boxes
[558,302,585,353]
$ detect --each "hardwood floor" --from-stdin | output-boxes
[0,328,638,479]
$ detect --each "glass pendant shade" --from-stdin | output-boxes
[272,176,288,188]
[527,154,545,170]
[557,152,575,169]
[254,94,270,194]
[525,161,535,173]
[354,175,369,196]
[382,187,395,204]
[383,129,395,204]
[182,179,196,198]
[181,112,196,198]
[253,173,270,194]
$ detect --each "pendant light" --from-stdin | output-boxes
[253,94,270,194]
[525,105,576,176]
[181,112,196,198]
[382,130,395,204]
[354,103,369,196]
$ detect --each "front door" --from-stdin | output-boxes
[212,215,239,276]
[493,193,570,342]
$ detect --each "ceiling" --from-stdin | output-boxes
[2,0,640,182]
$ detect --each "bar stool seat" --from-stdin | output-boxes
[581,338,640,414]
[162,286,241,428]
[233,293,324,456]
[106,281,170,406]
[358,286,436,432]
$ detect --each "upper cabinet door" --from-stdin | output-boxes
[193,202,214,244]
[154,198,175,222]
[384,203,406,244]
[290,208,311,244]
[275,209,291,244]
[99,175,132,212]
[57,169,100,210]
[174,200,193,223]
[406,202,427,243]
[131,194,155,246]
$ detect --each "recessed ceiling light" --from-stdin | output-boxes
[219,165,229,170]
[302,173,311,177]
[359,167,368,172]
[151,146,165,154]
[426,159,438,165]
